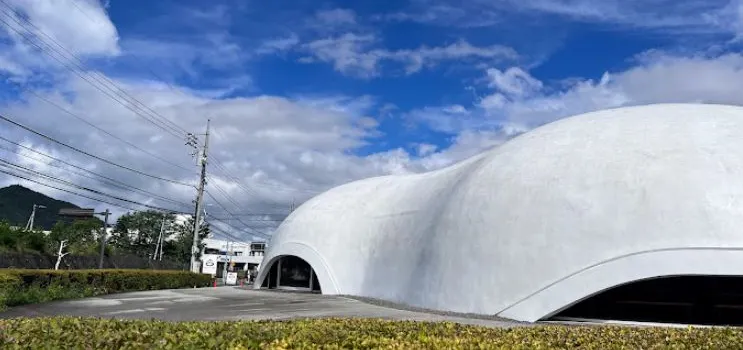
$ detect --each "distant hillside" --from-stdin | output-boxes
[0,185,99,230]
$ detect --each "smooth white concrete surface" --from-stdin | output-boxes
[254,103,743,322]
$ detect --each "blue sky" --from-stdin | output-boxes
[0,0,742,238]
[93,0,742,155]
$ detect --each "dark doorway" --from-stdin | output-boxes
[552,276,743,326]
[261,255,320,293]
[261,260,279,289]
[311,269,321,292]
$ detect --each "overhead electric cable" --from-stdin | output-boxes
[18,88,192,172]
[0,158,187,212]
[0,5,189,139]
[0,137,191,208]
[203,190,271,238]
[0,113,193,187]
[0,166,186,214]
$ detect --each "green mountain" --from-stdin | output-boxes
[0,185,95,230]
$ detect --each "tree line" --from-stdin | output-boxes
[0,210,210,266]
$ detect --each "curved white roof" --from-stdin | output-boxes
[255,103,743,322]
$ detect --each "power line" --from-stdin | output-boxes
[203,190,270,239]
[66,2,321,205]
[12,1,320,206]
[18,87,192,172]
[0,164,184,214]
[0,3,190,138]
[0,112,193,187]
[207,217,270,241]
[0,136,191,208]
[207,217,285,222]
[0,157,186,213]
[7,1,314,220]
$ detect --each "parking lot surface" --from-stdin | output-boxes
[0,287,526,328]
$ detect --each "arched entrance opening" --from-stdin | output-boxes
[550,275,743,326]
[261,255,321,293]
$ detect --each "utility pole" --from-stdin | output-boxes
[97,209,111,269]
[222,241,231,283]
[153,212,166,260]
[25,204,46,231]
[158,219,166,261]
[190,119,210,273]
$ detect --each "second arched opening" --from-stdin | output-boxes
[261,255,322,293]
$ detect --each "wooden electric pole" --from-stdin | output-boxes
[190,119,210,273]
[97,209,111,269]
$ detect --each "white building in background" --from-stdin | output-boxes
[199,238,266,278]
[255,104,743,325]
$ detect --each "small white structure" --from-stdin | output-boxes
[255,104,743,323]
[200,238,266,278]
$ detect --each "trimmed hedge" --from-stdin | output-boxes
[0,269,212,309]
[1,318,742,349]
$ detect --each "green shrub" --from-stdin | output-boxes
[0,273,20,308]
[0,317,742,349]
[0,269,212,309]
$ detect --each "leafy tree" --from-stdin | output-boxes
[48,219,100,255]
[110,210,177,258]
[165,216,210,264]
[0,219,52,253]
[0,220,19,251]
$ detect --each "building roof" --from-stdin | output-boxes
[256,103,743,322]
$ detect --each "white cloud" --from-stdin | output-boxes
[480,53,743,127]
[2,0,120,57]
[302,33,380,77]
[315,9,357,26]
[408,51,743,143]
[486,67,543,97]
[378,3,499,27]
[415,143,438,156]
[387,0,742,37]
[302,34,517,78]
[255,34,300,55]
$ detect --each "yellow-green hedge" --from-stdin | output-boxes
[1,317,742,349]
[0,269,212,309]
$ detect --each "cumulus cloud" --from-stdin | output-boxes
[486,67,543,98]
[255,34,300,55]
[4,1,743,243]
[2,0,119,56]
[314,9,357,26]
[407,51,743,147]
[0,0,119,81]
[302,34,517,78]
[385,0,742,37]
[479,53,743,126]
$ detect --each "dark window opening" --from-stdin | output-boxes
[552,276,743,326]
[260,255,320,293]
[279,256,311,288]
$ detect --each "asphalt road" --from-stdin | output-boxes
[0,287,526,328]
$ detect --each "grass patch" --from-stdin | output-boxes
[0,269,212,310]
[0,317,742,349]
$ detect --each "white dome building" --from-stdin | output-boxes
[255,104,743,324]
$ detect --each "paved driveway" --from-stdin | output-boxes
[0,287,526,328]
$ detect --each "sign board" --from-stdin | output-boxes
[225,272,238,285]
[202,258,217,275]
[59,208,96,217]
